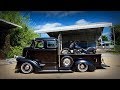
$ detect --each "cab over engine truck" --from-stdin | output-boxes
[15,36,103,74]
[15,22,113,74]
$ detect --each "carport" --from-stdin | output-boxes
[0,19,22,59]
[34,22,113,49]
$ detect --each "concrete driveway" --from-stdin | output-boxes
[0,53,120,79]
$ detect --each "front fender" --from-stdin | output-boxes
[16,57,41,71]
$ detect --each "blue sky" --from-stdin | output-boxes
[21,11,120,38]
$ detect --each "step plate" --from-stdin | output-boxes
[38,70,73,73]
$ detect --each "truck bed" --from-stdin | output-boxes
[60,54,102,68]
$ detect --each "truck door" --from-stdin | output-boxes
[29,40,58,70]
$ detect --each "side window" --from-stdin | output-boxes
[30,40,35,48]
[47,40,57,48]
[35,41,44,48]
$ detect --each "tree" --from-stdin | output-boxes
[111,25,120,45]
[0,11,39,58]
[102,35,108,41]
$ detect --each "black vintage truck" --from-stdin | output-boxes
[15,37,103,74]
[15,22,112,74]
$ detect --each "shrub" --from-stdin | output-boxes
[6,46,23,58]
[115,45,120,52]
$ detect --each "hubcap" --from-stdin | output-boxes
[24,65,30,70]
[80,64,85,69]
[78,63,88,72]
[63,58,71,67]
[21,62,33,73]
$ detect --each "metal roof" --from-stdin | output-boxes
[0,19,22,30]
[34,22,112,33]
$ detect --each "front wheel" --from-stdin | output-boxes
[76,63,88,72]
[20,62,33,74]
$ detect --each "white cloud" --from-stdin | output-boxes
[32,11,85,17]
[75,19,91,25]
[52,11,85,17]
[34,19,92,30]
[34,23,63,30]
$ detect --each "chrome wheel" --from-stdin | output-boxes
[61,56,73,67]
[63,58,71,67]
[21,62,33,74]
[77,63,88,72]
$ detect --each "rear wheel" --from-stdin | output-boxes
[76,63,88,72]
[20,62,33,74]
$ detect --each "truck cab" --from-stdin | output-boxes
[21,37,58,70]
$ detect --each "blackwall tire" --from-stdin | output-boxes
[76,63,88,72]
[61,56,74,67]
[20,62,33,74]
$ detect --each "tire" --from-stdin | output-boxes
[61,56,74,67]
[20,62,33,74]
[88,65,96,72]
[61,48,71,54]
[76,62,88,72]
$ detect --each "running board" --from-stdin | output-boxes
[38,70,73,73]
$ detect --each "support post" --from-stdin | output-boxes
[112,26,115,51]
[58,33,62,68]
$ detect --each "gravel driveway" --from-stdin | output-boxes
[0,53,120,79]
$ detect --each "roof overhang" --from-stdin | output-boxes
[0,19,22,30]
[34,22,112,34]
[34,22,112,48]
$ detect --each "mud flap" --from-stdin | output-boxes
[101,64,110,67]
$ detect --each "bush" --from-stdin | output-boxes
[115,45,120,52]
[0,11,39,58]
[6,46,23,58]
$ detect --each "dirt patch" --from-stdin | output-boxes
[116,65,120,67]
[0,58,16,66]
